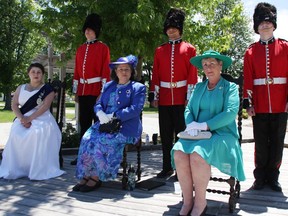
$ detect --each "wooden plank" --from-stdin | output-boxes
[0,144,288,216]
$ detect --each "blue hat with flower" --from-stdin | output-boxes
[109,55,138,69]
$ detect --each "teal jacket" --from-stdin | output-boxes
[185,76,239,139]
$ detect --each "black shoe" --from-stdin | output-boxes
[72,177,89,191]
[80,178,102,192]
[252,180,265,190]
[70,158,77,165]
[178,208,192,216]
[156,170,174,178]
[269,180,282,192]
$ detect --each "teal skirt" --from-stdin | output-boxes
[171,132,246,181]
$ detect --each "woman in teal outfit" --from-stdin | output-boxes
[172,50,245,216]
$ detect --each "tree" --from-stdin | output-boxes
[36,0,253,82]
[184,0,253,77]
[0,0,45,110]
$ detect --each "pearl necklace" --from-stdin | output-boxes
[207,84,216,91]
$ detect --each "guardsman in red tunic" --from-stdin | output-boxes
[243,3,288,192]
[150,8,198,178]
[71,13,110,165]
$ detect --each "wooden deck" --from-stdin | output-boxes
[0,143,288,216]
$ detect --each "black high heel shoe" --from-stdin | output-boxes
[178,208,192,216]
[72,177,89,191]
[80,178,102,192]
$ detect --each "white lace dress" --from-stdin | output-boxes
[0,84,65,180]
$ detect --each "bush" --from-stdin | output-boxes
[242,109,249,119]
[61,123,80,148]
[66,102,75,108]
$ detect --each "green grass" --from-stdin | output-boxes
[0,109,76,123]
[0,109,15,122]
[0,102,158,123]
[143,106,158,113]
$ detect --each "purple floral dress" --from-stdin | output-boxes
[75,86,138,181]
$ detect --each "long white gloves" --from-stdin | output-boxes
[185,121,208,131]
[97,110,114,124]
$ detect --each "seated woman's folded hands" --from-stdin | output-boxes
[185,121,208,131]
[96,110,110,124]
[186,129,199,136]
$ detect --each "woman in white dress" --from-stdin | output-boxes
[0,63,65,180]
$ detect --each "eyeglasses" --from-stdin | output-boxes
[116,68,131,73]
[202,62,219,69]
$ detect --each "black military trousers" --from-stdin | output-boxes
[252,113,287,182]
[158,105,185,171]
[78,95,98,138]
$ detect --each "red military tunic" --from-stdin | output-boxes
[73,40,110,96]
[150,40,198,106]
[243,38,288,113]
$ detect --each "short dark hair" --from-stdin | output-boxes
[110,64,136,82]
[27,63,45,74]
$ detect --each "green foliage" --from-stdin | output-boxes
[185,0,253,78]
[61,123,80,148]
[66,102,75,108]
[242,108,249,119]
[0,0,46,110]
[33,0,253,81]
[0,0,254,109]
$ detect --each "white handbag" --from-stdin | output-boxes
[177,131,212,140]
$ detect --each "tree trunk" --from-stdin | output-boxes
[136,55,143,82]
[3,91,12,110]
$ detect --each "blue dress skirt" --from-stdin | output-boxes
[75,90,138,181]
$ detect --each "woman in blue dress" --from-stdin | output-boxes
[73,55,146,192]
[172,50,245,216]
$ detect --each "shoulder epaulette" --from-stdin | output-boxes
[248,42,257,49]
[279,38,288,42]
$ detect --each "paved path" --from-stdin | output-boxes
[1,113,287,149]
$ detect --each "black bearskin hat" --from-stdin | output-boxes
[163,8,185,35]
[82,13,102,37]
[253,2,277,34]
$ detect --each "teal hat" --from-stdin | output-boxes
[190,50,232,70]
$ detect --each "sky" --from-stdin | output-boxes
[242,0,288,41]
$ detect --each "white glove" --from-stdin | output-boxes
[185,121,208,131]
[106,113,114,121]
[187,129,199,136]
[96,110,110,124]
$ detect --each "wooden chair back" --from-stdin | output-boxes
[49,79,66,168]
[206,73,243,213]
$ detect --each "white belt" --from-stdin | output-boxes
[253,77,287,85]
[80,77,101,84]
[160,80,187,88]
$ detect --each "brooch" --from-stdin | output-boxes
[37,91,45,105]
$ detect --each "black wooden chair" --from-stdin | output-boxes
[120,112,143,189]
[121,140,142,189]
[206,73,243,213]
[49,79,66,168]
